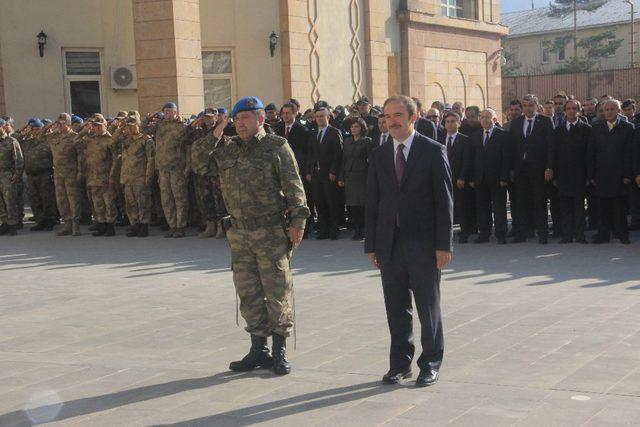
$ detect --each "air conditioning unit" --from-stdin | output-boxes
[110,65,137,90]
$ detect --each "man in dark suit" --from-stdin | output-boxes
[509,94,555,244]
[469,109,510,244]
[588,99,634,244]
[460,106,482,137]
[277,103,313,238]
[305,106,343,240]
[412,97,438,140]
[438,111,475,243]
[549,99,590,244]
[365,95,453,388]
[371,114,392,148]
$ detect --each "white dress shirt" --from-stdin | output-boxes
[379,132,389,146]
[393,130,416,164]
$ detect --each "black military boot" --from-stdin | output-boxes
[6,224,17,236]
[104,223,116,236]
[126,223,140,237]
[272,334,291,375]
[229,335,273,372]
[92,223,106,236]
[30,222,47,231]
[88,222,99,232]
[137,223,149,237]
[0,223,8,235]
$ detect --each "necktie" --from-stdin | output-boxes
[569,123,575,132]
[483,131,490,147]
[380,134,387,146]
[285,125,290,139]
[395,144,406,186]
[447,136,453,151]
[525,119,533,138]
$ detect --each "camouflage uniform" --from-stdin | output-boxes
[46,130,82,224]
[80,132,118,223]
[73,128,93,224]
[0,134,24,226]
[212,128,309,337]
[20,134,56,224]
[118,132,155,224]
[191,127,218,224]
[150,118,191,230]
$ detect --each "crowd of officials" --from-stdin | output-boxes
[0,92,639,244]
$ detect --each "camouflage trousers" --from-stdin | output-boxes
[54,175,81,222]
[158,168,188,229]
[0,171,19,225]
[26,172,57,223]
[88,185,117,223]
[195,174,217,223]
[78,176,93,223]
[17,175,24,221]
[226,225,294,337]
[124,180,152,224]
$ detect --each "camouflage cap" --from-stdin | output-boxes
[56,112,71,124]
[356,96,370,106]
[203,107,218,117]
[116,111,127,118]
[126,117,140,126]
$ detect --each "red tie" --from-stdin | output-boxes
[285,125,290,139]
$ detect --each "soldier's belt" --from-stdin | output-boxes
[230,213,284,230]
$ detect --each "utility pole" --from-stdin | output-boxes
[624,0,635,67]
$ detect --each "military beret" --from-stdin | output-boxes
[56,113,71,124]
[126,117,140,126]
[29,119,44,128]
[42,119,52,125]
[264,103,277,111]
[162,102,177,110]
[217,107,227,115]
[71,115,83,124]
[0,118,6,126]
[231,96,264,118]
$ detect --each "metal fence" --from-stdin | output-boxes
[502,68,640,111]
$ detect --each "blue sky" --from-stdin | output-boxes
[502,0,552,13]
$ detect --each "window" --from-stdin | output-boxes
[542,45,550,63]
[558,45,566,61]
[441,0,463,18]
[440,0,477,20]
[63,50,103,118]
[202,50,235,110]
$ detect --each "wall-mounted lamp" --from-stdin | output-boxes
[37,30,48,58]
[269,31,279,57]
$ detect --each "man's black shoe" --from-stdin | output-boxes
[474,235,489,243]
[272,334,291,375]
[229,335,273,372]
[559,238,572,244]
[511,236,526,243]
[415,369,439,387]
[575,237,588,244]
[620,237,631,244]
[458,235,468,244]
[126,223,140,237]
[591,237,609,244]
[382,368,412,385]
[30,222,47,231]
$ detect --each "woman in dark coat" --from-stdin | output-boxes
[338,118,373,240]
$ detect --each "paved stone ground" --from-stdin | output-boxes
[1,225,640,426]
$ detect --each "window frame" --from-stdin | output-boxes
[62,48,105,115]
[201,48,236,110]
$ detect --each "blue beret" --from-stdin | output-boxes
[231,97,264,118]
[106,116,114,121]
[42,119,52,125]
[0,119,6,126]
[197,111,205,118]
[71,115,83,124]
[162,102,177,110]
[217,107,227,115]
[29,119,44,128]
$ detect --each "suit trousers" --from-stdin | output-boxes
[380,228,444,372]
[628,184,640,227]
[310,172,341,235]
[586,184,599,230]
[560,194,586,240]
[597,196,628,240]
[515,165,548,238]
[454,186,477,237]
[547,183,563,235]
[475,181,507,239]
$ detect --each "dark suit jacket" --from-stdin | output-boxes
[509,114,554,176]
[437,132,472,183]
[415,117,437,140]
[550,120,591,197]
[306,125,343,178]
[471,127,511,186]
[587,119,635,198]
[275,121,309,172]
[365,132,453,265]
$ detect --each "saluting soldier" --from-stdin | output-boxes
[0,118,24,236]
[44,113,83,236]
[211,97,309,375]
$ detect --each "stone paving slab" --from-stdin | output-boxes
[0,228,639,426]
